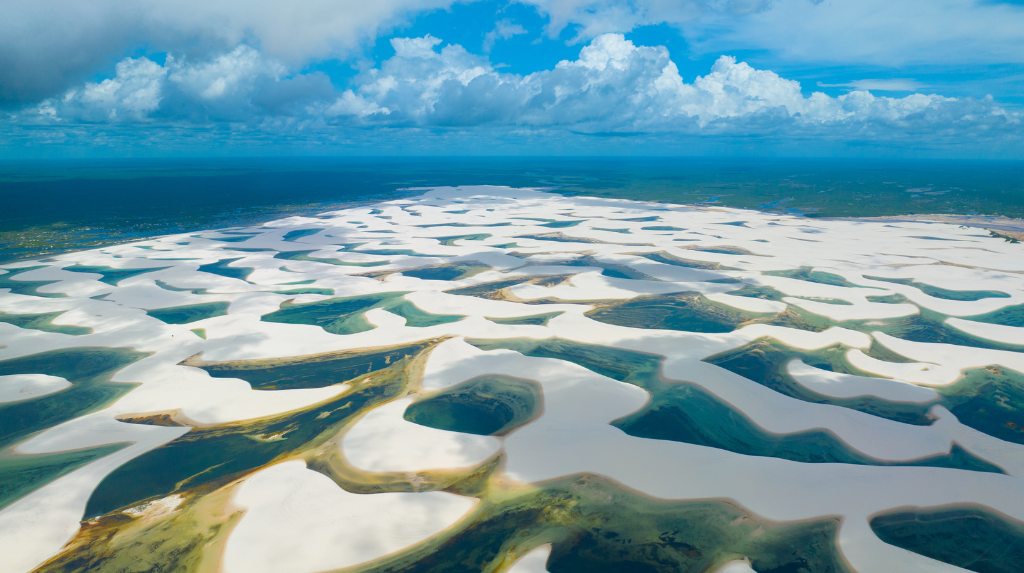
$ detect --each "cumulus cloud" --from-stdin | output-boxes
[817,79,930,92]
[518,0,1024,66]
[10,34,1021,142]
[0,0,464,106]
[483,19,529,52]
[4,0,1024,109]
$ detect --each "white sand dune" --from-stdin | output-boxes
[1,185,1022,573]
[223,461,479,573]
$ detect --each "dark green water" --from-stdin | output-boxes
[0,310,91,335]
[871,506,1024,573]
[405,375,542,436]
[146,302,230,325]
[260,292,408,334]
[62,265,170,286]
[372,475,852,573]
[3,157,1023,264]
[466,338,1001,472]
[85,342,429,517]
[0,347,148,450]
[863,276,1011,301]
[0,266,66,297]
[196,340,435,390]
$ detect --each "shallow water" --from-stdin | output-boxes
[870,506,1024,573]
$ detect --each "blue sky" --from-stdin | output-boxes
[1,0,1023,157]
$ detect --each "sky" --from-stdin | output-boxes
[1,0,1023,158]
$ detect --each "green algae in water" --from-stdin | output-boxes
[0,347,148,450]
[866,294,908,304]
[690,246,765,257]
[727,284,787,301]
[707,338,1024,448]
[585,292,825,333]
[404,375,542,436]
[960,303,1024,328]
[379,298,466,327]
[0,266,66,298]
[85,344,427,518]
[260,292,407,335]
[357,248,452,257]
[556,255,655,281]
[274,249,389,267]
[704,339,937,426]
[190,328,207,339]
[63,264,170,286]
[585,292,762,333]
[540,220,584,228]
[468,338,998,472]
[0,443,127,511]
[863,275,1011,301]
[763,267,860,288]
[870,506,1024,573]
[849,308,1024,352]
[401,262,491,281]
[197,257,254,282]
[487,311,564,326]
[154,279,211,296]
[192,340,436,390]
[208,234,258,243]
[0,310,91,335]
[638,251,723,270]
[937,366,1024,445]
[434,233,492,246]
[369,475,851,573]
[270,286,333,294]
[282,228,323,241]
[146,302,230,325]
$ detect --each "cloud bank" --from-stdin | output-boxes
[0,0,462,106]
[13,34,1018,145]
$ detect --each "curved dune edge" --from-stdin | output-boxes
[0,186,1020,572]
[221,460,479,573]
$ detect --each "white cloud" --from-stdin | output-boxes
[518,0,1024,66]
[13,34,1021,141]
[0,0,466,106]
[817,79,930,92]
[483,19,529,52]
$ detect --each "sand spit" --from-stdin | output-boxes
[0,186,1022,573]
